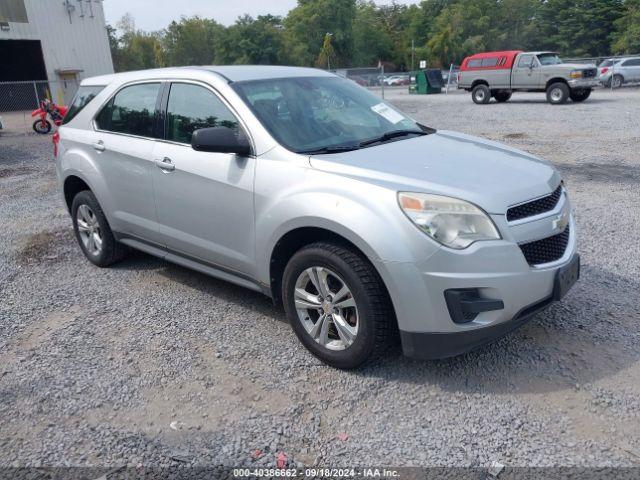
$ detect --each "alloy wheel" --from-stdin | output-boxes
[76,204,103,255]
[294,266,359,351]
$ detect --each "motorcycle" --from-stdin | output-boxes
[31,99,68,134]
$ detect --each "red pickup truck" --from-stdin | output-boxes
[457,50,599,104]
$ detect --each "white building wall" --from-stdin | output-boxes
[0,0,114,81]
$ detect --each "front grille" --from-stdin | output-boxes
[583,68,597,78]
[507,185,563,222]
[519,226,570,265]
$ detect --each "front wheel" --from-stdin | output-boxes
[570,89,591,102]
[472,84,491,104]
[32,119,52,134]
[546,82,569,105]
[282,242,395,369]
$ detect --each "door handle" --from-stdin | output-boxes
[155,157,175,172]
[92,140,105,152]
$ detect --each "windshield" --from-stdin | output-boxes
[233,76,424,153]
[537,53,563,66]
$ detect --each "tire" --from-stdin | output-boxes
[472,84,491,104]
[71,190,126,267]
[493,90,512,102]
[282,242,395,369]
[570,89,591,102]
[32,119,52,134]
[546,82,569,105]
[611,74,624,89]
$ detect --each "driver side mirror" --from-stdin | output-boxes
[191,127,252,156]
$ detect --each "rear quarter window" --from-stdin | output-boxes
[61,86,105,125]
[467,59,482,68]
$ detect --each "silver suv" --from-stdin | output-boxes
[57,66,579,369]
[598,57,640,88]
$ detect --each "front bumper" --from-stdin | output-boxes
[568,78,599,88]
[400,253,579,359]
[374,197,578,359]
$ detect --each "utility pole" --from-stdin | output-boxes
[411,39,415,71]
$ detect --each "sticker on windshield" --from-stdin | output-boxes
[371,103,404,124]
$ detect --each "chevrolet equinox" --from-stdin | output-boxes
[56,66,579,369]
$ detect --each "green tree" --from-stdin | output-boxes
[162,16,224,66]
[532,0,626,56]
[316,32,337,68]
[284,0,357,67]
[216,15,285,64]
[111,14,164,71]
[352,2,394,67]
[612,0,640,53]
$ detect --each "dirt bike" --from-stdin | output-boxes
[31,99,68,134]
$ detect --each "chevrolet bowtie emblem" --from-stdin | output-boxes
[552,210,569,231]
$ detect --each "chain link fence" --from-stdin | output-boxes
[0,79,79,137]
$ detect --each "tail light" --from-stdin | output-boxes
[53,132,60,158]
[457,73,461,83]
[600,67,609,74]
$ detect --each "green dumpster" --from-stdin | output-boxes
[409,69,443,94]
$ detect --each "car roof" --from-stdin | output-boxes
[81,65,335,87]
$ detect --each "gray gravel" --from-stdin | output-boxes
[1,87,639,470]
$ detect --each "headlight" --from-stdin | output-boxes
[398,192,501,249]
[570,70,583,79]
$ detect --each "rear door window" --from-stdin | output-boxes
[95,82,161,138]
[62,85,104,125]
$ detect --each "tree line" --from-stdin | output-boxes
[108,0,640,72]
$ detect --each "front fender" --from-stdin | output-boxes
[254,159,441,286]
[31,109,43,117]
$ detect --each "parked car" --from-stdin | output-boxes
[458,50,599,104]
[598,57,640,88]
[384,75,410,86]
[56,66,579,368]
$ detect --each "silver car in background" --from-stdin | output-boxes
[56,66,579,369]
[599,57,640,88]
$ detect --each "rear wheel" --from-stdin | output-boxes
[71,190,126,267]
[546,82,569,105]
[610,74,624,89]
[282,242,395,369]
[493,90,512,102]
[471,84,491,104]
[32,119,51,134]
[570,89,591,102]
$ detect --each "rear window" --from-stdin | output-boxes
[61,85,105,125]
[481,57,499,67]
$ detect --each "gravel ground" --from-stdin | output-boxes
[1,87,640,472]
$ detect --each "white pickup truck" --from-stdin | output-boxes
[457,50,599,105]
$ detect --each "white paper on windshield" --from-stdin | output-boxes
[371,103,404,124]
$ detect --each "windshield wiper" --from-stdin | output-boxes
[358,129,427,147]
[299,145,361,155]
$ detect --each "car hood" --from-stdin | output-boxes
[309,130,561,215]
[558,63,597,70]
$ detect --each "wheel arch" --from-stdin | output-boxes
[471,79,489,89]
[545,77,569,90]
[63,174,93,213]
[268,225,390,307]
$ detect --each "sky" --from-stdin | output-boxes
[103,0,420,31]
